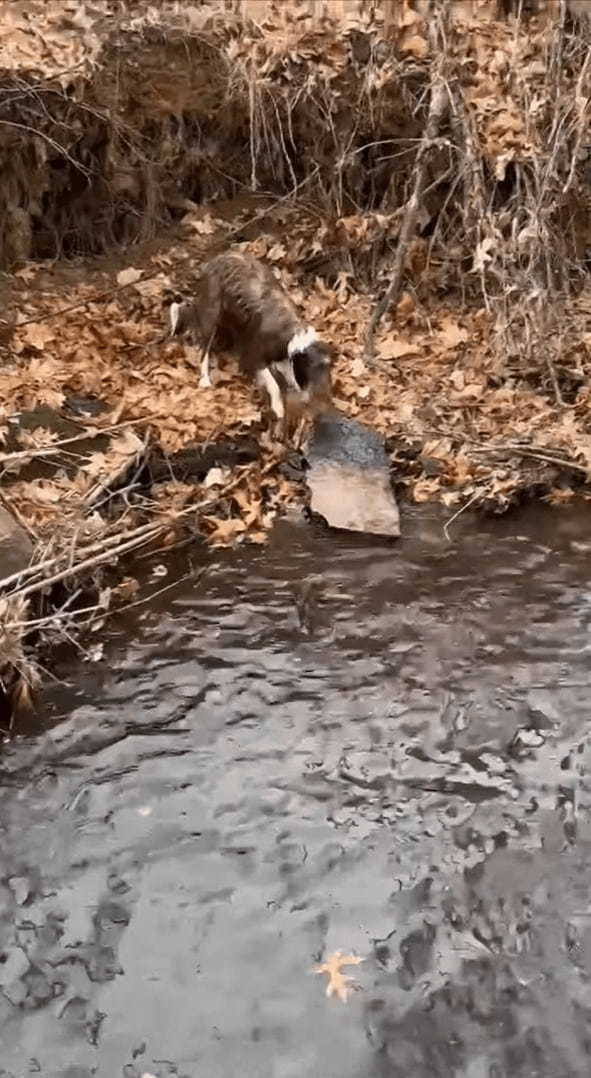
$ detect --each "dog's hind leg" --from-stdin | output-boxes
[198,328,216,389]
[193,289,221,389]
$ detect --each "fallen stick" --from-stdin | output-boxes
[470,442,589,476]
[12,524,165,602]
[0,419,148,469]
[0,518,163,595]
[443,491,480,541]
[364,7,450,364]
[2,473,250,600]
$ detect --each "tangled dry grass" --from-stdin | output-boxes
[2,0,591,710]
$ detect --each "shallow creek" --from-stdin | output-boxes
[2,504,591,1077]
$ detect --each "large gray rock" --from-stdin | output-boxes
[0,505,33,578]
[305,411,400,538]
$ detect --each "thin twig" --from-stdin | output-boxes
[470,442,589,475]
[12,526,165,602]
[443,492,480,541]
[0,519,163,594]
[0,419,148,468]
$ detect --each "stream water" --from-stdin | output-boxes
[2,504,591,1077]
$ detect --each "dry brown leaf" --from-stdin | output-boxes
[113,576,140,601]
[349,357,367,378]
[14,265,39,283]
[202,516,247,546]
[438,317,468,350]
[412,476,442,503]
[38,386,66,410]
[396,292,415,318]
[471,237,495,274]
[186,214,217,235]
[116,267,142,287]
[20,323,55,351]
[313,952,363,1003]
[82,430,143,482]
[545,487,575,505]
[401,32,428,59]
[134,275,171,298]
[267,242,287,262]
[377,336,420,360]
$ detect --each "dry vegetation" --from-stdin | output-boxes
[2,0,591,708]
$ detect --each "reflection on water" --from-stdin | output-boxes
[2,505,591,1077]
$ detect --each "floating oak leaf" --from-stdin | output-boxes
[313,952,363,1003]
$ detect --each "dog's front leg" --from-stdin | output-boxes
[256,367,286,440]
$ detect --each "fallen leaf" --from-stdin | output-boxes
[396,291,415,318]
[267,242,287,262]
[349,356,367,378]
[412,476,442,503]
[116,266,142,287]
[203,516,247,546]
[114,576,140,601]
[203,466,229,488]
[14,265,39,282]
[377,336,420,360]
[314,952,363,1003]
[84,643,104,663]
[20,323,55,350]
[471,236,495,274]
[186,213,217,235]
[438,317,468,350]
[401,33,428,59]
[134,275,171,298]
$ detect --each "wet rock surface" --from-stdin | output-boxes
[1,505,591,1075]
[306,411,400,536]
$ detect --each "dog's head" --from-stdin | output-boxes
[288,332,334,413]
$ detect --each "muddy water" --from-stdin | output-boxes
[2,506,591,1078]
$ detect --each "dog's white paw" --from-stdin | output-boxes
[198,376,213,389]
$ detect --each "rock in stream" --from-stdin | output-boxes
[305,410,400,537]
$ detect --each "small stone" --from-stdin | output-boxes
[0,946,29,988]
[8,876,30,906]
